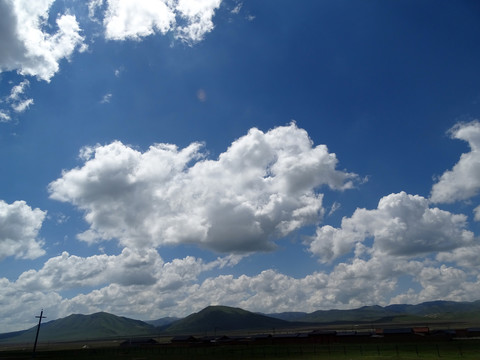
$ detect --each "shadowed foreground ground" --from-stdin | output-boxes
[1,340,480,359]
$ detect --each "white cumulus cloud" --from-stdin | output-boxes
[102,0,175,40]
[175,0,222,42]
[15,248,163,291]
[0,0,85,81]
[0,200,47,261]
[431,121,480,204]
[0,0,85,119]
[308,192,474,263]
[390,265,480,305]
[48,123,357,253]
[436,245,480,268]
[93,0,222,43]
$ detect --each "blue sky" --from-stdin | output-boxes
[1,0,480,332]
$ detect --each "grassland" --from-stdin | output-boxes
[1,339,479,359]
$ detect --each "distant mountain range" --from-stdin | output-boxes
[145,316,180,328]
[285,300,480,324]
[2,300,480,343]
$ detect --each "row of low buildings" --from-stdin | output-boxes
[121,327,480,347]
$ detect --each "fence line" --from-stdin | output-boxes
[112,340,479,359]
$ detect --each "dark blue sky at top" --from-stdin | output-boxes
[2,0,480,281]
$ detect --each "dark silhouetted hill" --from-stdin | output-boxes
[164,305,293,334]
[0,312,157,343]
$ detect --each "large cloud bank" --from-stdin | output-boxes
[1,250,239,331]
[3,244,480,332]
[49,123,358,253]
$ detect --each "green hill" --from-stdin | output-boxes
[146,316,179,328]
[164,305,293,334]
[387,300,480,316]
[296,300,480,325]
[299,305,393,323]
[0,312,158,343]
[266,311,308,321]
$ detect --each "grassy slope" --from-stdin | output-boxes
[299,305,395,323]
[298,300,480,325]
[1,312,157,343]
[164,305,293,334]
[146,317,179,328]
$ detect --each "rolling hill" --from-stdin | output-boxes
[0,312,158,343]
[291,300,480,324]
[266,311,308,321]
[296,305,397,323]
[145,316,179,328]
[163,305,294,334]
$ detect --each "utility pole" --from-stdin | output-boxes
[32,310,46,358]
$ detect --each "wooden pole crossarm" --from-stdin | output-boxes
[32,310,46,358]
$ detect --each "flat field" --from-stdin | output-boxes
[1,340,479,360]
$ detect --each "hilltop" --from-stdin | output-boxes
[0,312,157,343]
[163,305,293,334]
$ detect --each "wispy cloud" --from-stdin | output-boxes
[100,93,112,104]
[114,67,123,77]
[0,79,34,120]
[0,110,11,122]
[231,2,243,14]
[328,201,341,216]
[11,98,34,113]
[7,80,34,113]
